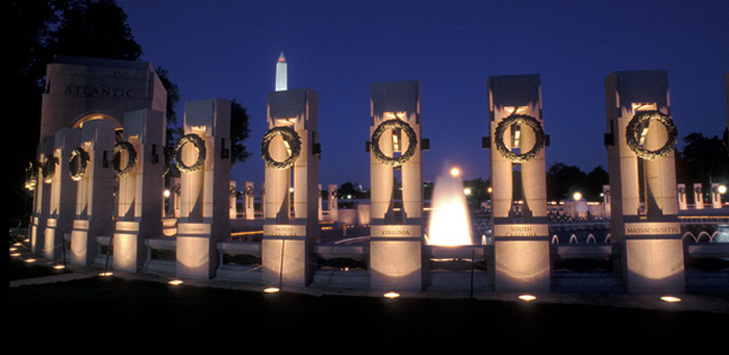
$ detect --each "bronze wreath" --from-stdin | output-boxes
[41,155,57,184]
[113,141,138,177]
[24,161,38,190]
[175,133,207,173]
[371,119,418,168]
[494,114,546,163]
[261,126,301,170]
[69,147,89,181]
[625,110,677,160]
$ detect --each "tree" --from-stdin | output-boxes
[679,132,729,187]
[230,100,252,164]
[46,0,142,61]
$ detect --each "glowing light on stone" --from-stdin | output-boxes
[518,294,537,302]
[168,279,184,286]
[383,291,400,299]
[263,286,280,294]
[426,166,472,246]
[660,295,682,303]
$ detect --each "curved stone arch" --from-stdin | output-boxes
[586,234,597,244]
[569,234,579,244]
[682,232,697,243]
[604,233,611,243]
[551,235,560,244]
[697,231,712,243]
[73,112,122,131]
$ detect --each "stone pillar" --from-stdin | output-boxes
[369,80,424,291]
[244,181,255,220]
[30,136,55,255]
[604,70,684,293]
[261,88,320,287]
[328,184,339,222]
[318,184,324,221]
[677,184,688,210]
[175,99,232,279]
[113,109,165,273]
[70,120,117,266]
[42,129,81,259]
[711,183,722,208]
[487,74,550,292]
[693,183,704,209]
[229,181,238,219]
[603,185,612,217]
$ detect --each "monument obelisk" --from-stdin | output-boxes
[276,52,287,92]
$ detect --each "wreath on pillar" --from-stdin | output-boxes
[41,155,57,184]
[113,141,138,177]
[174,133,207,173]
[494,114,546,164]
[370,119,418,168]
[261,126,301,170]
[69,147,89,181]
[24,161,38,191]
[625,110,677,160]
[245,185,255,197]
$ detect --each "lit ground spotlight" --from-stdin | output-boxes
[24,258,36,263]
[168,279,184,286]
[660,295,682,303]
[383,291,400,299]
[263,286,280,294]
[53,264,66,270]
[518,294,537,302]
[98,272,114,277]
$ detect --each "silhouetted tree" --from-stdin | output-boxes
[679,132,729,187]
[230,100,252,164]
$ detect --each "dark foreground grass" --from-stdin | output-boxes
[8,260,727,352]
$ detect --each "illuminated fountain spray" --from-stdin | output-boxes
[426,166,473,246]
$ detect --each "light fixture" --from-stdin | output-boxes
[718,185,727,194]
[24,258,36,263]
[98,271,113,277]
[383,291,400,299]
[263,286,280,294]
[518,294,537,302]
[660,295,682,303]
[450,167,460,177]
[573,192,582,201]
[53,265,66,270]
[168,279,183,286]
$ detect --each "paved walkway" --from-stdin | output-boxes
[9,256,729,315]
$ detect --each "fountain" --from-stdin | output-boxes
[426,165,473,246]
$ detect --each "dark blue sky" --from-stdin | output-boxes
[117,0,729,188]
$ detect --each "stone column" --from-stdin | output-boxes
[113,109,165,273]
[603,185,612,217]
[604,70,684,293]
[369,80,424,291]
[328,184,339,222]
[43,128,81,259]
[677,184,687,210]
[176,99,232,279]
[244,181,255,220]
[70,120,117,266]
[487,74,550,292]
[693,183,704,209]
[30,136,55,255]
[261,89,320,287]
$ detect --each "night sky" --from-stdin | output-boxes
[116,0,729,189]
